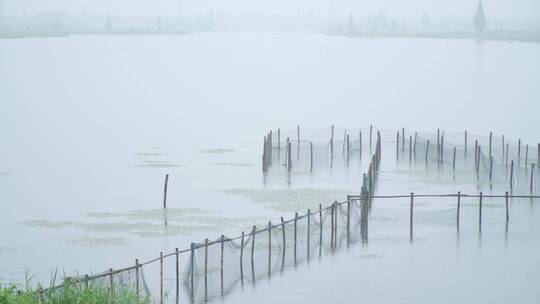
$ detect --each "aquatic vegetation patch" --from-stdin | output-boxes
[62,236,130,247]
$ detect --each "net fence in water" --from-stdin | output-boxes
[185,198,369,303]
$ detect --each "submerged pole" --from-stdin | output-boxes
[505,191,509,223]
[464,130,468,158]
[456,191,461,227]
[396,131,400,161]
[163,174,169,209]
[410,192,414,241]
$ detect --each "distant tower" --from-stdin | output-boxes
[474,0,487,32]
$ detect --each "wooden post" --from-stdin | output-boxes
[250,225,256,275]
[452,147,457,178]
[346,196,351,245]
[220,234,225,295]
[288,141,292,172]
[109,268,113,290]
[489,157,494,186]
[163,174,169,209]
[489,131,493,159]
[518,139,521,164]
[307,208,311,261]
[464,130,468,157]
[505,191,509,223]
[330,202,335,249]
[176,247,180,304]
[280,217,286,257]
[204,240,208,302]
[538,143,540,170]
[310,142,313,172]
[190,243,194,300]
[510,160,514,191]
[346,134,350,166]
[135,259,140,297]
[457,191,461,227]
[479,192,483,231]
[410,193,414,241]
[474,140,478,169]
[294,212,298,263]
[425,140,430,163]
[440,134,444,165]
[334,201,338,248]
[262,136,267,173]
[278,128,281,162]
[437,129,440,164]
[396,131,400,161]
[268,221,272,275]
[319,204,323,257]
[160,252,163,304]
[240,232,244,285]
[409,135,412,162]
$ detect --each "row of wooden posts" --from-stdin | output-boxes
[262,125,377,173]
[395,129,537,192]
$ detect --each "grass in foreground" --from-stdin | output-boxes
[0,280,150,304]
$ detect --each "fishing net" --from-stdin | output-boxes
[183,198,368,303]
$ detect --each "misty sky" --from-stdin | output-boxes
[3,0,540,20]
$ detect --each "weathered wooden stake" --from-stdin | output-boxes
[425,140,430,163]
[220,234,225,295]
[307,209,311,260]
[135,259,140,297]
[277,128,281,162]
[440,134,445,165]
[109,268,113,291]
[204,240,208,301]
[294,212,298,263]
[250,225,256,271]
[474,140,478,169]
[310,142,313,172]
[240,232,244,285]
[160,252,163,304]
[489,131,493,159]
[489,157,494,186]
[510,160,514,191]
[518,139,522,164]
[452,147,457,178]
[437,129,440,164]
[176,247,180,304]
[280,217,286,254]
[268,221,272,275]
[163,174,169,209]
[319,204,323,257]
[346,197,351,245]
[190,243,194,299]
[410,193,414,241]
[330,202,335,249]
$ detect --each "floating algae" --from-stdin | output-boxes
[63,236,130,247]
